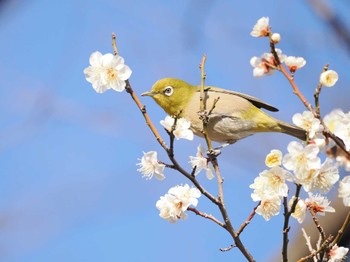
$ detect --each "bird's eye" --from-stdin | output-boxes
[163,86,174,96]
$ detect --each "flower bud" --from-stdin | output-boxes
[271,33,281,44]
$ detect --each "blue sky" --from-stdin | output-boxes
[1,1,350,261]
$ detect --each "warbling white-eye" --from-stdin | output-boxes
[142,78,306,144]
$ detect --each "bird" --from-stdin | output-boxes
[142,78,306,145]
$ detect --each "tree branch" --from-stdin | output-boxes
[282,184,302,262]
[198,54,255,262]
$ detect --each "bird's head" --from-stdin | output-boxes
[142,78,196,116]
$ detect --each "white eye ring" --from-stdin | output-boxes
[163,86,174,96]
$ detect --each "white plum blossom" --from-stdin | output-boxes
[283,141,321,188]
[255,195,281,221]
[323,109,350,161]
[189,144,214,180]
[160,116,194,140]
[250,17,270,37]
[137,151,165,180]
[334,121,350,151]
[84,51,132,93]
[250,56,269,78]
[335,154,350,172]
[168,184,201,208]
[250,166,292,199]
[338,176,350,207]
[311,132,326,149]
[305,193,335,216]
[289,197,307,224]
[156,184,201,223]
[320,70,339,87]
[265,149,283,167]
[250,175,269,202]
[329,245,349,262]
[309,158,339,193]
[250,49,286,78]
[324,109,348,133]
[292,111,322,139]
[323,109,350,151]
[284,56,306,72]
[156,194,184,223]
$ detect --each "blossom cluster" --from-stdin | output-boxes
[156,184,201,223]
[294,109,350,171]
[250,144,339,222]
[250,17,339,88]
[136,143,213,222]
[250,106,350,223]
[160,115,194,140]
[135,116,213,222]
[250,108,350,223]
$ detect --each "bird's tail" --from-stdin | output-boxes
[277,121,307,141]
[250,106,307,141]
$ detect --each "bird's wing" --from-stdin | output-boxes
[200,86,279,112]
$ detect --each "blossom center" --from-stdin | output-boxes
[271,174,282,185]
[107,68,119,81]
[267,155,279,165]
[297,153,307,164]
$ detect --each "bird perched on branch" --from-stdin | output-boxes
[142,78,306,144]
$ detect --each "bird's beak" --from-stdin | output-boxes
[141,90,155,97]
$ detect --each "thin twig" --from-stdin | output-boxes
[169,113,181,158]
[112,33,119,55]
[331,209,350,246]
[322,124,350,159]
[158,161,176,169]
[314,64,329,118]
[301,228,317,262]
[237,203,259,236]
[269,38,282,67]
[279,64,314,112]
[309,209,326,241]
[269,35,313,112]
[297,236,333,262]
[220,244,236,252]
[112,36,168,149]
[190,166,197,177]
[282,184,302,262]
[199,54,214,151]
[208,97,220,116]
[125,80,168,150]
[187,207,225,227]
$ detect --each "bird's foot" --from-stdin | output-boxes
[207,148,221,159]
[206,143,230,159]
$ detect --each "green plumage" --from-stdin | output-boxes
[142,78,306,144]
